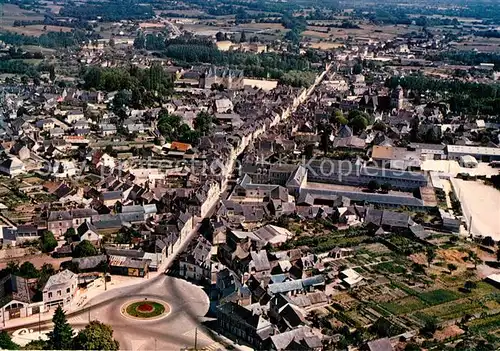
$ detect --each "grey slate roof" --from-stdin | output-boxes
[44,270,76,291]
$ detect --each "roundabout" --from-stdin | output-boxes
[68,276,210,350]
[122,299,170,320]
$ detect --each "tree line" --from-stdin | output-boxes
[59,0,153,21]
[0,30,97,49]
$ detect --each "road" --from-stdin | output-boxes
[70,275,211,350]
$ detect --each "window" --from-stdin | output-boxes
[57,290,61,296]
[48,292,52,298]
[66,288,70,294]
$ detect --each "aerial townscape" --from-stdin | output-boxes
[0,0,499,350]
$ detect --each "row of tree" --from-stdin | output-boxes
[59,0,153,21]
[0,30,97,49]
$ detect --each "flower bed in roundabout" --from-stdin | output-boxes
[124,300,168,319]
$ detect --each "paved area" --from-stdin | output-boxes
[69,275,210,350]
[422,160,499,177]
[451,178,500,239]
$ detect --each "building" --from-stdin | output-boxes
[0,275,46,323]
[200,66,244,90]
[179,235,212,282]
[390,85,404,110]
[447,145,500,163]
[108,255,150,277]
[217,302,274,349]
[42,270,78,309]
[459,155,478,168]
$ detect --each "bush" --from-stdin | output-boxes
[40,231,57,253]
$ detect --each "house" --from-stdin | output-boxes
[179,235,212,282]
[100,191,123,207]
[330,247,354,260]
[340,268,364,288]
[100,124,117,136]
[269,326,322,351]
[47,210,73,237]
[364,338,394,351]
[217,302,274,349]
[447,145,500,163]
[0,157,25,177]
[42,270,78,309]
[76,222,100,242]
[65,110,85,124]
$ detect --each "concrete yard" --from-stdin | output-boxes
[451,178,500,240]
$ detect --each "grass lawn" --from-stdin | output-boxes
[418,289,461,306]
[125,301,165,318]
[381,296,427,315]
[376,262,408,275]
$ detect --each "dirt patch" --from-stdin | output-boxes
[434,325,465,341]
[437,249,468,264]
[409,253,428,266]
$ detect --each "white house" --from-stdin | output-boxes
[42,270,78,309]
[65,110,85,124]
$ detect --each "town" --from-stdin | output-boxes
[0,0,499,350]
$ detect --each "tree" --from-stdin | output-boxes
[367,180,379,192]
[420,316,437,336]
[23,339,47,350]
[464,280,477,292]
[49,65,56,82]
[72,321,119,350]
[482,236,495,247]
[372,120,387,132]
[353,63,363,74]
[426,247,436,267]
[39,263,55,289]
[73,240,98,258]
[468,250,481,269]
[380,182,392,192]
[349,115,368,133]
[0,331,19,350]
[40,231,57,253]
[64,227,77,241]
[215,31,225,42]
[448,263,458,274]
[193,111,213,136]
[47,306,74,350]
[240,30,247,43]
[496,247,500,262]
[19,261,40,278]
[332,110,348,125]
